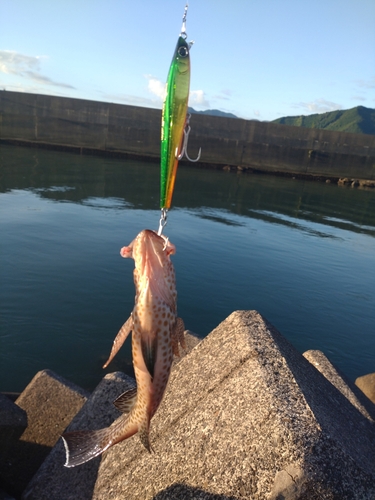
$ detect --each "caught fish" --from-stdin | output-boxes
[62,229,185,467]
[160,3,201,210]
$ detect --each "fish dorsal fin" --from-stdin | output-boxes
[113,387,137,413]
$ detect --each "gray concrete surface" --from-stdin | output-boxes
[0,393,27,466]
[1,370,89,497]
[356,373,375,405]
[22,372,136,500]
[22,312,375,499]
[303,349,375,422]
[21,331,200,500]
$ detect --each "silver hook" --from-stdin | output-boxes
[181,4,188,38]
[175,114,201,162]
[157,208,168,235]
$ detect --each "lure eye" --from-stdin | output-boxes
[178,46,188,58]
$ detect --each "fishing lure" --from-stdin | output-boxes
[159,4,201,232]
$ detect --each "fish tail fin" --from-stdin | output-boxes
[62,428,112,467]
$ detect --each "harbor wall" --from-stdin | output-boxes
[1,90,375,180]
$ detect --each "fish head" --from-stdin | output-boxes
[121,229,175,261]
[121,230,176,304]
[174,36,190,76]
[122,229,177,320]
[134,229,175,264]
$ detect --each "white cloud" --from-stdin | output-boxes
[0,50,75,89]
[0,82,74,98]
[146,75,166,100]
[145,75,210,108]
[24,70,75,89]
[351,95,367,102]
[98,90,163,109]
[213,89,233,101]
[0,50,41,75]
[189,89,209,108]
[354,76,375,89]
[292,98,342,114]
[144,75,166,101]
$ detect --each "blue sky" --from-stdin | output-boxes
[1,0,374,121]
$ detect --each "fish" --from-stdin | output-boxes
[160,3,200,210]
[62,229,185,467]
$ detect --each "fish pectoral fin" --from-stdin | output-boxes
[113,387,137,413]
[103,315,133,368]
[62,428,112,467]
[141,336,158,379]
[172,317,186,357]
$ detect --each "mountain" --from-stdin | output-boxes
[188,107,237,119]
[272,106,375,135]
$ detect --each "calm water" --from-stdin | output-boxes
[1,144,374,392]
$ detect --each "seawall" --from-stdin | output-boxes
[1,90,375,180]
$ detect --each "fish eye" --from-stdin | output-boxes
[178,46,188,58]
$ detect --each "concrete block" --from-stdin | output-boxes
[22,372,135,500]
[175,330,202,363]
[22,313,375,499]
[90,311,375,499]
[303,349,375,422]
[0,487,16,500]
[1,370,88,497]
[184,329,202,349]
[21,328,198,500]
[0,393,27,465]
[355,372,375,404]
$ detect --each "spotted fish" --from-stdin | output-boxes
[62,229,185,467]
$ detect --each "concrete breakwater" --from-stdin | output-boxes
[1,311,375,499]
[1,90,375,182]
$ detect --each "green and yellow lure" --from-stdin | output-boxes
[159,4,200,224]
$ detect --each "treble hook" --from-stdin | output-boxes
[175,114,201,162]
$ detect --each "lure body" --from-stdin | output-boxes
[160,36,190,210]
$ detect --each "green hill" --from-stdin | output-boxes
[189,107,237,119]
[272,106,375,135]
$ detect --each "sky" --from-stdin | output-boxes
[0,0,374,121]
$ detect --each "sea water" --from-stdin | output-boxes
[1,145,374,392]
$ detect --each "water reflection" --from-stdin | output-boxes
[246,210,344,239]
[193,209,246,227]
[1,144,374,236]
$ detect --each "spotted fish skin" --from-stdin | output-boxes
[62,229,185,467]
